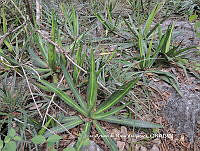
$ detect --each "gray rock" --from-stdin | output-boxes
[163,84,200,142]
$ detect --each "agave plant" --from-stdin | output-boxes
[28,10,59,82]
[38,50,162,150]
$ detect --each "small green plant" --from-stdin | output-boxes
[32,134,62,151]
[31,134,90,151]
[189,14,200,38]
[0,128,22,151]
[123,2,167,69]
[0,73,29,125]
[168,0,199,16]
[29,10,60,82]
[38,50,162,151]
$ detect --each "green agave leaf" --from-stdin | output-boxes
[146,70,182,96]
[95,13,113,31]
[95,78,139,115]
[143,2,164,37]
[13,136,22,141]
[1,8,7,33]
[73,44,85,84]
[34,34,48,60]
[48,11,57,72]
[8,128,16,138]
[146,16,169,38]
[157,31,167,52]
[145,36,154,68]
[164,24,174,54]
[0,52,19,66]
[28,48,48,68]
[138,28,147,68]
[34,82,53,92]
[87,49,97,113]
[123,16,139,39]
[159,24,174,53]
[152,24,172,62]
[39,80,87,116]
[3,40,14,52]
[44,119,83,138]
[75,122,91,150]
[166,41,182,57]
[159,75,182,97]
[48,40,56,72]
[93,102,131,119]
[60,56,87,111]
[59,116,81,123]
[171,46,197,57]
[93,121,118,151]
[96,50,116,77]
[71,7,79,37]
[99,116,163,128]
[38,117,53,135]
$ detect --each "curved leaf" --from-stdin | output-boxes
[95,78,139,114]
[44,118,83,138]
[39,80,87,116]
[99,116,163,128]
[59,116,81,123]
[93,102,131,119]
[143,2,164,37]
